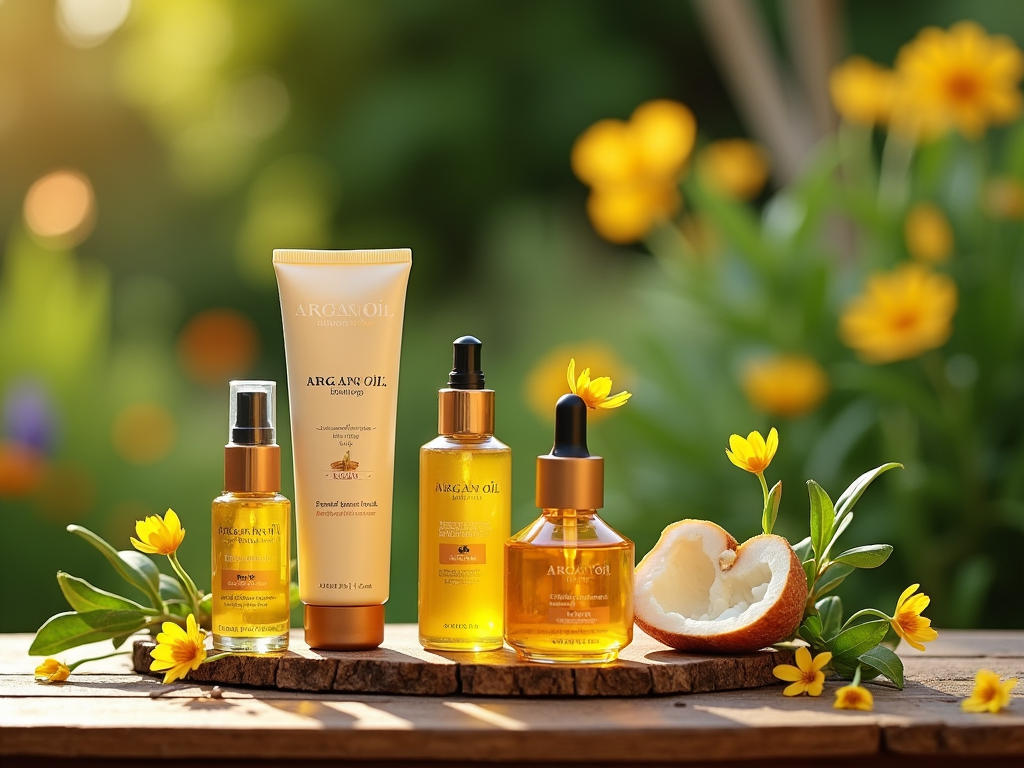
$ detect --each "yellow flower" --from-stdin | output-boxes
[741,355,828,418]
[150,614,207,684]
[893,21,1024,140]
[697,139,770,200]
[34,659,70,684]
[726,428,778,475]
[829,56,897,125]
[525,344,628,422]
[839,264,958,364]
[773,647,832,696]
[567,358,631,409]
[962,669,1018,713]
[131,508,185,555]
[586,183,681,244]
[572,99,696,243]
[983,177,1024,220]
[905,203,953,263]
[891,583,939,652]
[834,682,874,711]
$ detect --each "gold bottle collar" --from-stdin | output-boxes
[535,454,604,510]
[437,388,494,436]
[224,445,281,493]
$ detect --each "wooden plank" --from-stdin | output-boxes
[129,625,794,697]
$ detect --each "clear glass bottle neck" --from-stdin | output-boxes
[542,508,597,520]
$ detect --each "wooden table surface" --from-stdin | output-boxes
[1,627,1022,767]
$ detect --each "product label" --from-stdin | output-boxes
[548,598,611,625]
[439,543,486,565]
[221,569,280,591]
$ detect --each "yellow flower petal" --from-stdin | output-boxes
[794,646,813,671]
[810,651,833,673]
[805,674,826,697]
[896,583,921,612]
[567,358,577,394]
[834,684,874,711]
[34,658,70,683]
[772,664,805,682]
[562,357,632,410]
[783,681,809,697]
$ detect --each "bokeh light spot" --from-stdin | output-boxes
[23,169,96,247]
[104,500,156,548]
[58,0,132,49]
[0,441,47,498]
[219,71,290,140]
[3,380,58,454]
[177,308,260,385]
[33,460,97,522]
[111,403,177,465]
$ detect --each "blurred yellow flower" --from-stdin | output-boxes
[961,669,1018,713]
[894,21,1024,139]
[150,614,207,684]
[840,264,958,364]
[526,344,629,421]
[131,508,185,555]
[773,647,831,697]
[697,139,770,200]
[905,203,954,263]
[891,583,939,652]
[34,659,70,684]
[567,358,631,410]
[829,56,896,125]
[572,99,695,243]
[586,184,681,244]
[983,177,1024,220]
[726,428,778,475]
[834,682,874,711]
[741,355,828,418]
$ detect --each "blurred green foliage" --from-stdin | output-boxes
[1,0,1022,635]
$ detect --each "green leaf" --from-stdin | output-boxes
[833,463,903,532]
[859,645,905,689]
[832,544,894,569]
[798,615,824,647]
[807,480,835,562]
[792,537,813,562]
[762,481,782,535]
[67,526,162,608]
[29,610,150,656]
[57,572,152,614]
[814,562,855,598]
[816,596,843,639]
[159,574,187,602]
[111,633,133,650]
[802,558,817,589]
[820,512,853,562]
[829,619,890,661]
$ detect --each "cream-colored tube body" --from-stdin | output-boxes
[274,249,411,610]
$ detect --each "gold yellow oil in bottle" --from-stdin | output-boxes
[418,336,511,651]
[504,394,634,663]
[212,381,291,653]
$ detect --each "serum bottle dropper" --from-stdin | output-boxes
[212,381,292,653]
[505,393,635,663]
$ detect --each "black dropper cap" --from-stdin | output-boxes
[551,394,590,458]
[232,389,274,446]
[447,335,486,390]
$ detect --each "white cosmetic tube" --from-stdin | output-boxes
[273,248,412,649]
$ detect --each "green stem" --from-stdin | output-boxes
[167,552,201,619]
[757,472,769,507]
[878,130,916,210]
[852,665,862,687]
[201,653,233,665]
[66,650,131,672]
[842,608,892,629]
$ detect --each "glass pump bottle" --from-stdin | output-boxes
[212,381,291,652]
[418,336,512,651]
[505,394,634,663]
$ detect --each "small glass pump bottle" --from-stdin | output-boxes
[212,380,291,653]
[505,394,634,664]
[418,336,511,651]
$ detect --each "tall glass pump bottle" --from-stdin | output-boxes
[418,336,511,651]
[212,380,291,653]
[505,394,634,663]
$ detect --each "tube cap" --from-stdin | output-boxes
[535,394,604,510]
[304,604,385,650]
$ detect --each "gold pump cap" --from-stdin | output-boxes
[224,380,281,493]
[437,335,494,436]
[535,394,604,510]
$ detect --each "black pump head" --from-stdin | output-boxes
[551,394,590,458]
[232,389,274,445]
[448,335,485,390]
